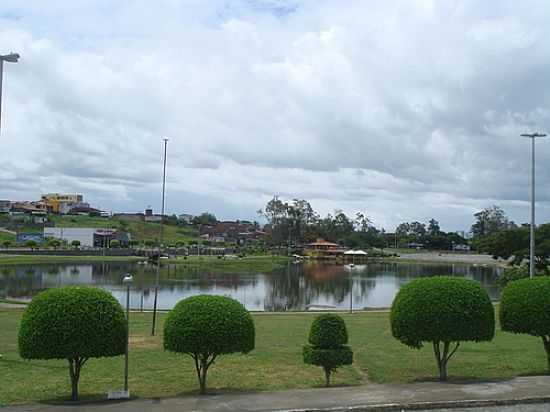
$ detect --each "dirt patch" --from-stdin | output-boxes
[129,335,161,349]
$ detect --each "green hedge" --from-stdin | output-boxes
[164,295,255,394]
[500,277,550,370]
[303,314,353,386]
[18,287,126,400]
[390,276,494,380]
[308,313,348,349]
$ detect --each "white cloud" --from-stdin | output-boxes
[1,0,550,231]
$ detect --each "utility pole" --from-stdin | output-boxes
[151,138,168,336]
[521,132,547,278]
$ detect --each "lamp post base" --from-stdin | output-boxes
[107,389,130,400]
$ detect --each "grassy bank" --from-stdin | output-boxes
[163,255,290,272]
[49,215,199,244]
[0,255,143,266]
[1,309,547,405]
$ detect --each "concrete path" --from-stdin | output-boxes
[5,376,550,412]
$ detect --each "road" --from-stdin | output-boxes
[417,405,549,412]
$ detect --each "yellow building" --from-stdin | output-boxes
[41,193,83,214]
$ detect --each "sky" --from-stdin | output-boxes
[1,0,550,232]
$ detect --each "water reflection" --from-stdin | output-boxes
[0,261,501,311]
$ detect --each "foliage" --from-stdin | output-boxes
[471,205,516,238]
[308,313,348,348]
[474,223,550,273]
[192,212,218,226]
[498,265,530,286]
[71,240,81,249]
[18,287,126,400]
[303,314,353,386]
[500,277,550,370]
[390,276,495,380]
[110,239,120,248]
[24,240,38,250]
[163,295,255,394]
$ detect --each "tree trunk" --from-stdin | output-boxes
[68,357,84,401]
[200,357,208,395]
[193,354,215,395]
[542,336,550,372]
[433,341,459,382]
[324,368,331,387]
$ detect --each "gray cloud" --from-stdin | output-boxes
[1,0,550,231]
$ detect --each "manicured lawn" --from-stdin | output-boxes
[0,310,547,405]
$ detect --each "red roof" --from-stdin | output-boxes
[307,238,339,247]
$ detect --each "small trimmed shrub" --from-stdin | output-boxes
[18,287,126,400]
[303,314,353,386]
[500,277,550,370]
[390,277,495,381]
[164,295,255,394]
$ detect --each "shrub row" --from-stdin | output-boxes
[390,276,550,381]
[18,276,550,400]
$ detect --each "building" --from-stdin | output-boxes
[199,221,266,244]
[304,239,344,257]
[44,227,131,247]
[41,193,84,214]
[0,200,12,213]
[178,213,194,224]
[16,233,44,244]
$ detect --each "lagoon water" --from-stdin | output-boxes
[0,261,501,311]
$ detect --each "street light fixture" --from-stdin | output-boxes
[122,274,133,395]
[521,132,547,278]
[0,52,20,134]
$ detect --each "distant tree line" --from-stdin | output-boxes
[257,196,466,249]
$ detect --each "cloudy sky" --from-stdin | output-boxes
[1,0,550,232]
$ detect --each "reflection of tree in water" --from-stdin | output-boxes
[263,262,376,311]
[0,266,44,298]
[371,262,501,301]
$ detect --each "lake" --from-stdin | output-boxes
[0,260,501,311]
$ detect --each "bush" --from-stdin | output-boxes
[18,287,126,400]
[390,277,494,381]
[498,265,529,286]
[500,277,550,370]
[163,295,255,394]
[303,314,353,386]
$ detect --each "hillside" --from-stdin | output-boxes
[47,215,199,244]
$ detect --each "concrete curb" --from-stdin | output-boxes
[274,396,550,412]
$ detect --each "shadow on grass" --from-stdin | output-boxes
[39,394,136,406]
[412,376,514,384]
[0,358,65,370]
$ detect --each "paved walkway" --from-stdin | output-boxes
[5,376,550,412]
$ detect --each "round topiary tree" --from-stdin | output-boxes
[18,287,126,400]
[390,277,495,381]
[163,295,255,394]
[303,314,353,387]
[500,277,550,370]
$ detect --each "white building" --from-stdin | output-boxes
[43,227,116,247]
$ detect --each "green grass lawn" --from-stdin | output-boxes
[0,231,16,244]
[0,309,548,405]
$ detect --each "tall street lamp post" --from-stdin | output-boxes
[151,138,168,336]
[0,52,20,134]
[521,132,547,278]
[123,274,133,395]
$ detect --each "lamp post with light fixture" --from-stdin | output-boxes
[0,52,20,134]
[122,274,133,394]
[521,132,547,278]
